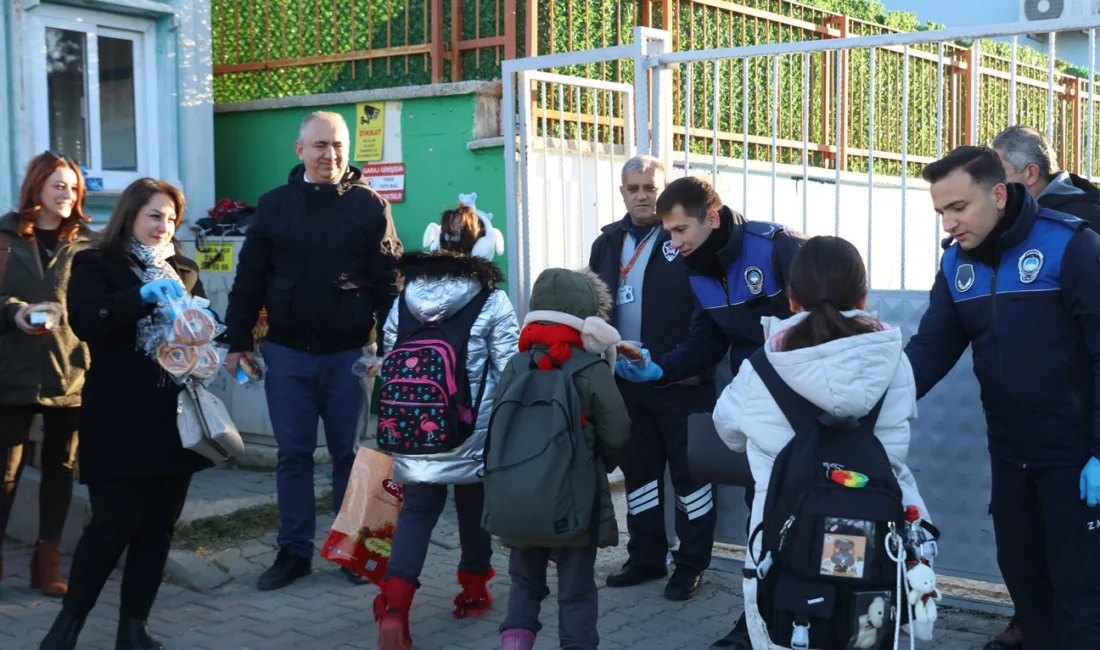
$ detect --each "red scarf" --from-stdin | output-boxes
[519,323,585,369]
[518,323,589,425]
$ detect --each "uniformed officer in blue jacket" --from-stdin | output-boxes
[617,175,805,649]
[589,156,719,603]
[906,146,1100,650]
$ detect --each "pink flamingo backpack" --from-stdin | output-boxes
[376,289,491,454]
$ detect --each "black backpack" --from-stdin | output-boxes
[747,349,907,650]
[375,290,490,455]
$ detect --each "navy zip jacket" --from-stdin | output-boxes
[906,186,1100,468]
[658,207,804,384]
[588,214,715,384]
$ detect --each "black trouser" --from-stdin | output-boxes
[0,405,79,542]
[62,475,192,619]
[386,482,492,586]
[617,380,716,572]
[990,457,1100,650]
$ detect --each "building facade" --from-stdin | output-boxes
[1,0,214,223]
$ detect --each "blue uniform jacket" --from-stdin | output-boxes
[906,190,1100,468]
[588,215,716,384]
[658,207,804,384]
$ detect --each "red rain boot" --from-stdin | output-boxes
[454,568,496,618]
[373,577,415,650]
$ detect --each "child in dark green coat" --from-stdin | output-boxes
[495,268,630,650]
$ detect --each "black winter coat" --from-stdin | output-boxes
[1037,171,1100,229]
[225,164,403,355]
[67,248,213,483]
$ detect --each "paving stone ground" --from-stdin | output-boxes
[1,466,1009,650]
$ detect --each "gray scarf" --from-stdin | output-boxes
[129,238,184,354]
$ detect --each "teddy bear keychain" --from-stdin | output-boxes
[906,563,943,624]
[852,596,887,649]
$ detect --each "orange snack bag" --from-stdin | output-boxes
[320,447,403,584]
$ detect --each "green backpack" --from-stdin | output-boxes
[481,349,602,543]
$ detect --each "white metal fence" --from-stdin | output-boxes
[504,16,1100,303]
[501,16,1100,589]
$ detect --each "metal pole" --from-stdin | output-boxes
[772,55,780,222]
[1048,32,1057,143]
[834,49,842,237]
[802,51,810,235]
[744,58,750,217]
[1009,35,1018,125]
[936,43,945,268]
[712,60,720,186]
[685,62,692,174]
[1090,29,1096,181]
[901,45,910,290]
[867,47,876,282]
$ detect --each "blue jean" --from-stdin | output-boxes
[264,342,364,558]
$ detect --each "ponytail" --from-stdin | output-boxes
[781,301,878,351]
[781,236,879,352]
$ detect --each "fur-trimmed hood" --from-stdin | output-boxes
[397,251,505,325]
[529,267,612,321]
[397,250,503,290]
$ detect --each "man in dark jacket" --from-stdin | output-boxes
[994,125,1100,230]
[616,175,805,649]
[588,156,717,602]
[906,146,1100,650]
[985,123,1100,650]
[224,111,403,591]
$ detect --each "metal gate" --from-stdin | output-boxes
[502,15,1100,588]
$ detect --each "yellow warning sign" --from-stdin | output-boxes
[354,101,385,162]
[196,242,235,273]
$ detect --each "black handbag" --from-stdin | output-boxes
[686,412,754,487]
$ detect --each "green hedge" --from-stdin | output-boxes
[212,0,1100,175]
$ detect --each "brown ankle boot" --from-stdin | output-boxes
[30,540,68,597]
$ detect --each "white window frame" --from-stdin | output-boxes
[25,5,159,192]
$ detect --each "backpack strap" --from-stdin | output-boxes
[748,348,887,437]
[465,289,495,417]
[0,232,11,292]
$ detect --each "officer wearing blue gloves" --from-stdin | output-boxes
[615,175,805,649]
[615,176,804,388]
[906,146,1100,650]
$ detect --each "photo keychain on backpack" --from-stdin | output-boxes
[740,348,938,650]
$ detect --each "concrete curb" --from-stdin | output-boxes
[165,550,233,593]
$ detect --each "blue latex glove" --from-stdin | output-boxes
[1081,457,1100,507]
[615,354,664,383]
[139,278,184,305]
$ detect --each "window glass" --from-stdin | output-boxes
[45,28,89,166]
[98,36,138,171]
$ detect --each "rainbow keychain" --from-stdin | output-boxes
[823,463,869,488]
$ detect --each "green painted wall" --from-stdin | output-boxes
[212,94,508,281]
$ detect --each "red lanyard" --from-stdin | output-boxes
[620,228,657,280]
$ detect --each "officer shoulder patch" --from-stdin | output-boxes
[662,240,679,262]
[1036,208,1087,232]
[955,264,975,293]
[745,221,782,239]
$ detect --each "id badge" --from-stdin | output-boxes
[616,284,635,306]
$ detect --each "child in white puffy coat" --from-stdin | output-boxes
[713,236,932,650]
